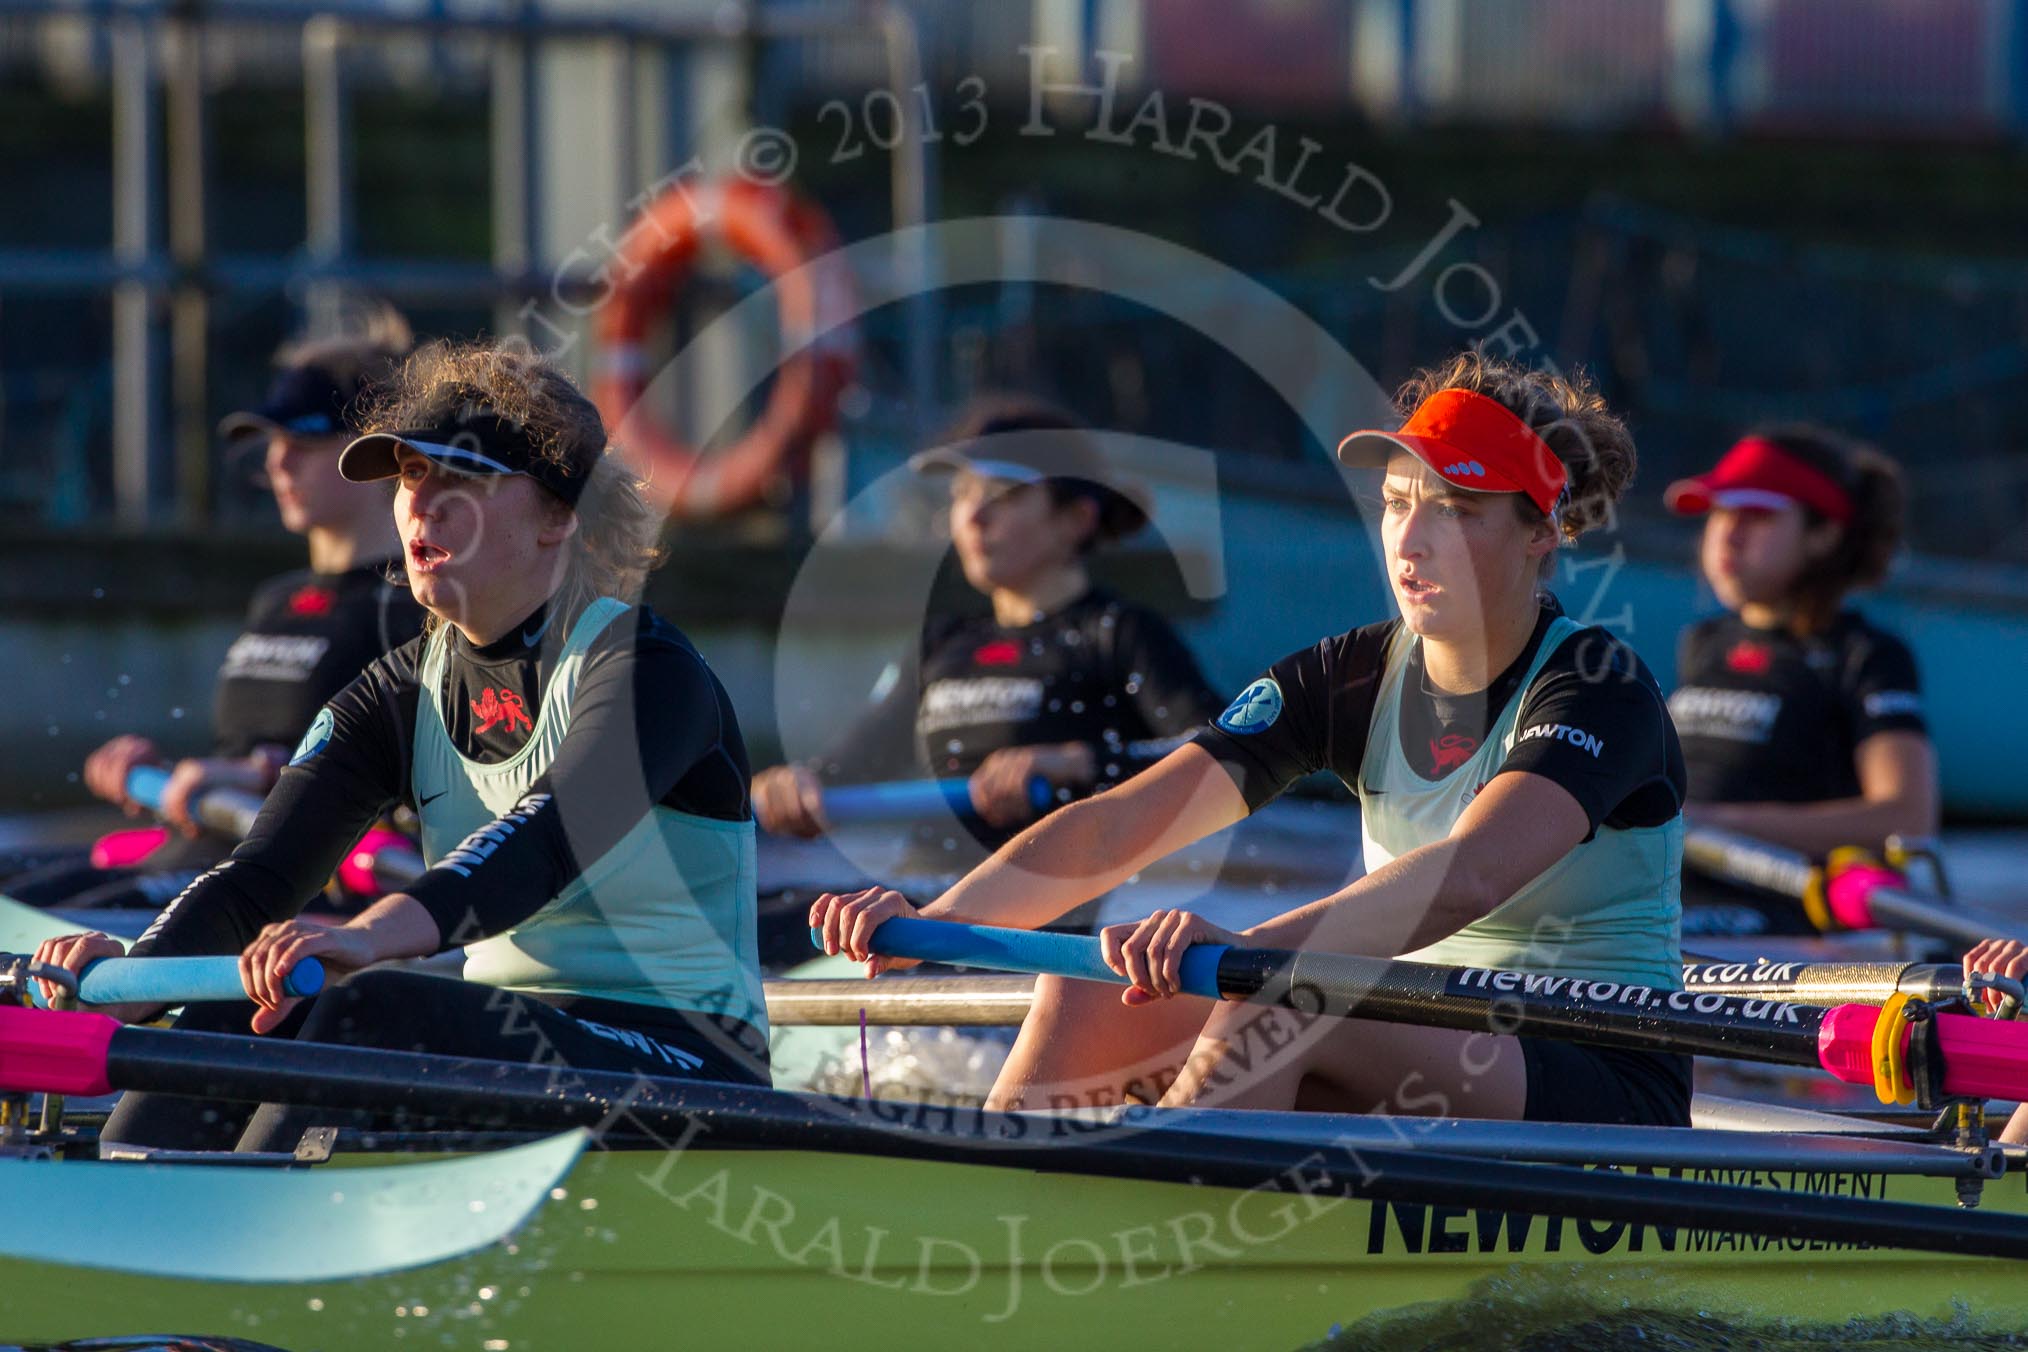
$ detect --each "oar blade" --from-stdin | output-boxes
[0,1129,587,1282]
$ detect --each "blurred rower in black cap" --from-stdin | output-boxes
[752,395,1219,880]
[11,305,426,909]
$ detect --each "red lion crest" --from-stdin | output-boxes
[1429,733,1479,774]
[470,688,533,736]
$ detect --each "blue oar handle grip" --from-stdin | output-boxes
[76,954,325,1005]
[124,765,265,839]
[125,764,172,810]
[809,915,1227,999]
[818,776,1054,826]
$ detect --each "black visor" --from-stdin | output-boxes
[219,364,360,443]
[338,411,585,507]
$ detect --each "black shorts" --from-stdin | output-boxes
[103,968,771,1153]
[1521,1039,1692,1126]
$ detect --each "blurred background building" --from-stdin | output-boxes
[4,0,2026,811]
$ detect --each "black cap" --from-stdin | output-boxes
[338,410,587,507]
[219,365,364,443]
[908,433,1150,542]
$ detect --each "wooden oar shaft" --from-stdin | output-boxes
[1681,957,1961,1005]
[764,975,1035,1025]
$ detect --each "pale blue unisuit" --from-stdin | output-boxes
[1360,615,1683,989]
[410,597,769,1033]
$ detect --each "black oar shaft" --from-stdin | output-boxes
[1864,889,1996,948]
[1213,947,1833,1068]
[1683,827,2028,948]
[83,1022,2028,1261]
[1683,828,1815,897]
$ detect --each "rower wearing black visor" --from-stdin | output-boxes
[35,340,770,1152]
[752,398,1219,881]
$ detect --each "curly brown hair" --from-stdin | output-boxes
[1737,423,1905,631]
[1391,351,1637,565]
[361,340,666,629]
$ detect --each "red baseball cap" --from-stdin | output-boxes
[1336,388,1568,514]
[1663,436,1853,525]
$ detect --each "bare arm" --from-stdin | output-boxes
[923,742,1250,930]
[1688,731,1938,858]
[1247,771,1591,957]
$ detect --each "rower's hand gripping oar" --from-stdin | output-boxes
[124,765,265,841]
[9,952,323,1010]
[842,917,2028,1107]
[815,776,1053,827]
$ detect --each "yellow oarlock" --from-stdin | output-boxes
[1800,867,1835,932]
[1869,990,1918,1106]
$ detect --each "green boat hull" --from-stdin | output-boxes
[4,1142,2027,1350]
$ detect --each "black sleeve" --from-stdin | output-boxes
[131,644,419,959]
[401,623,742,945]
[1189,632,1365,811]
[1845,629,1927,742]
[1674,623,1705,687]
[1109,606,1224,774]
[1497,629,1684,838]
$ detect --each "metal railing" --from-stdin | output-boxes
[0,0,930,527]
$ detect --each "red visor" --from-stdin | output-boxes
[1336,389,1568,514]
[1664,436,1853,525]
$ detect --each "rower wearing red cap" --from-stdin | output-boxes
[1662,427,1938,937]
[812,351,1691,1126]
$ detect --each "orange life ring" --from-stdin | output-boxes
[593,177,855,518]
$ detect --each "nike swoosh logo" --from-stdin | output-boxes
[419,790,448,808]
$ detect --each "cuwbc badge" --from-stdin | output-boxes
[290,706,336,766]
[1216,677,1283,734]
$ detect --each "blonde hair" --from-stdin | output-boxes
[273,300,413,396]
[361,339,666,631]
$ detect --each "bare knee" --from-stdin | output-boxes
[988,978,1206,1112]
